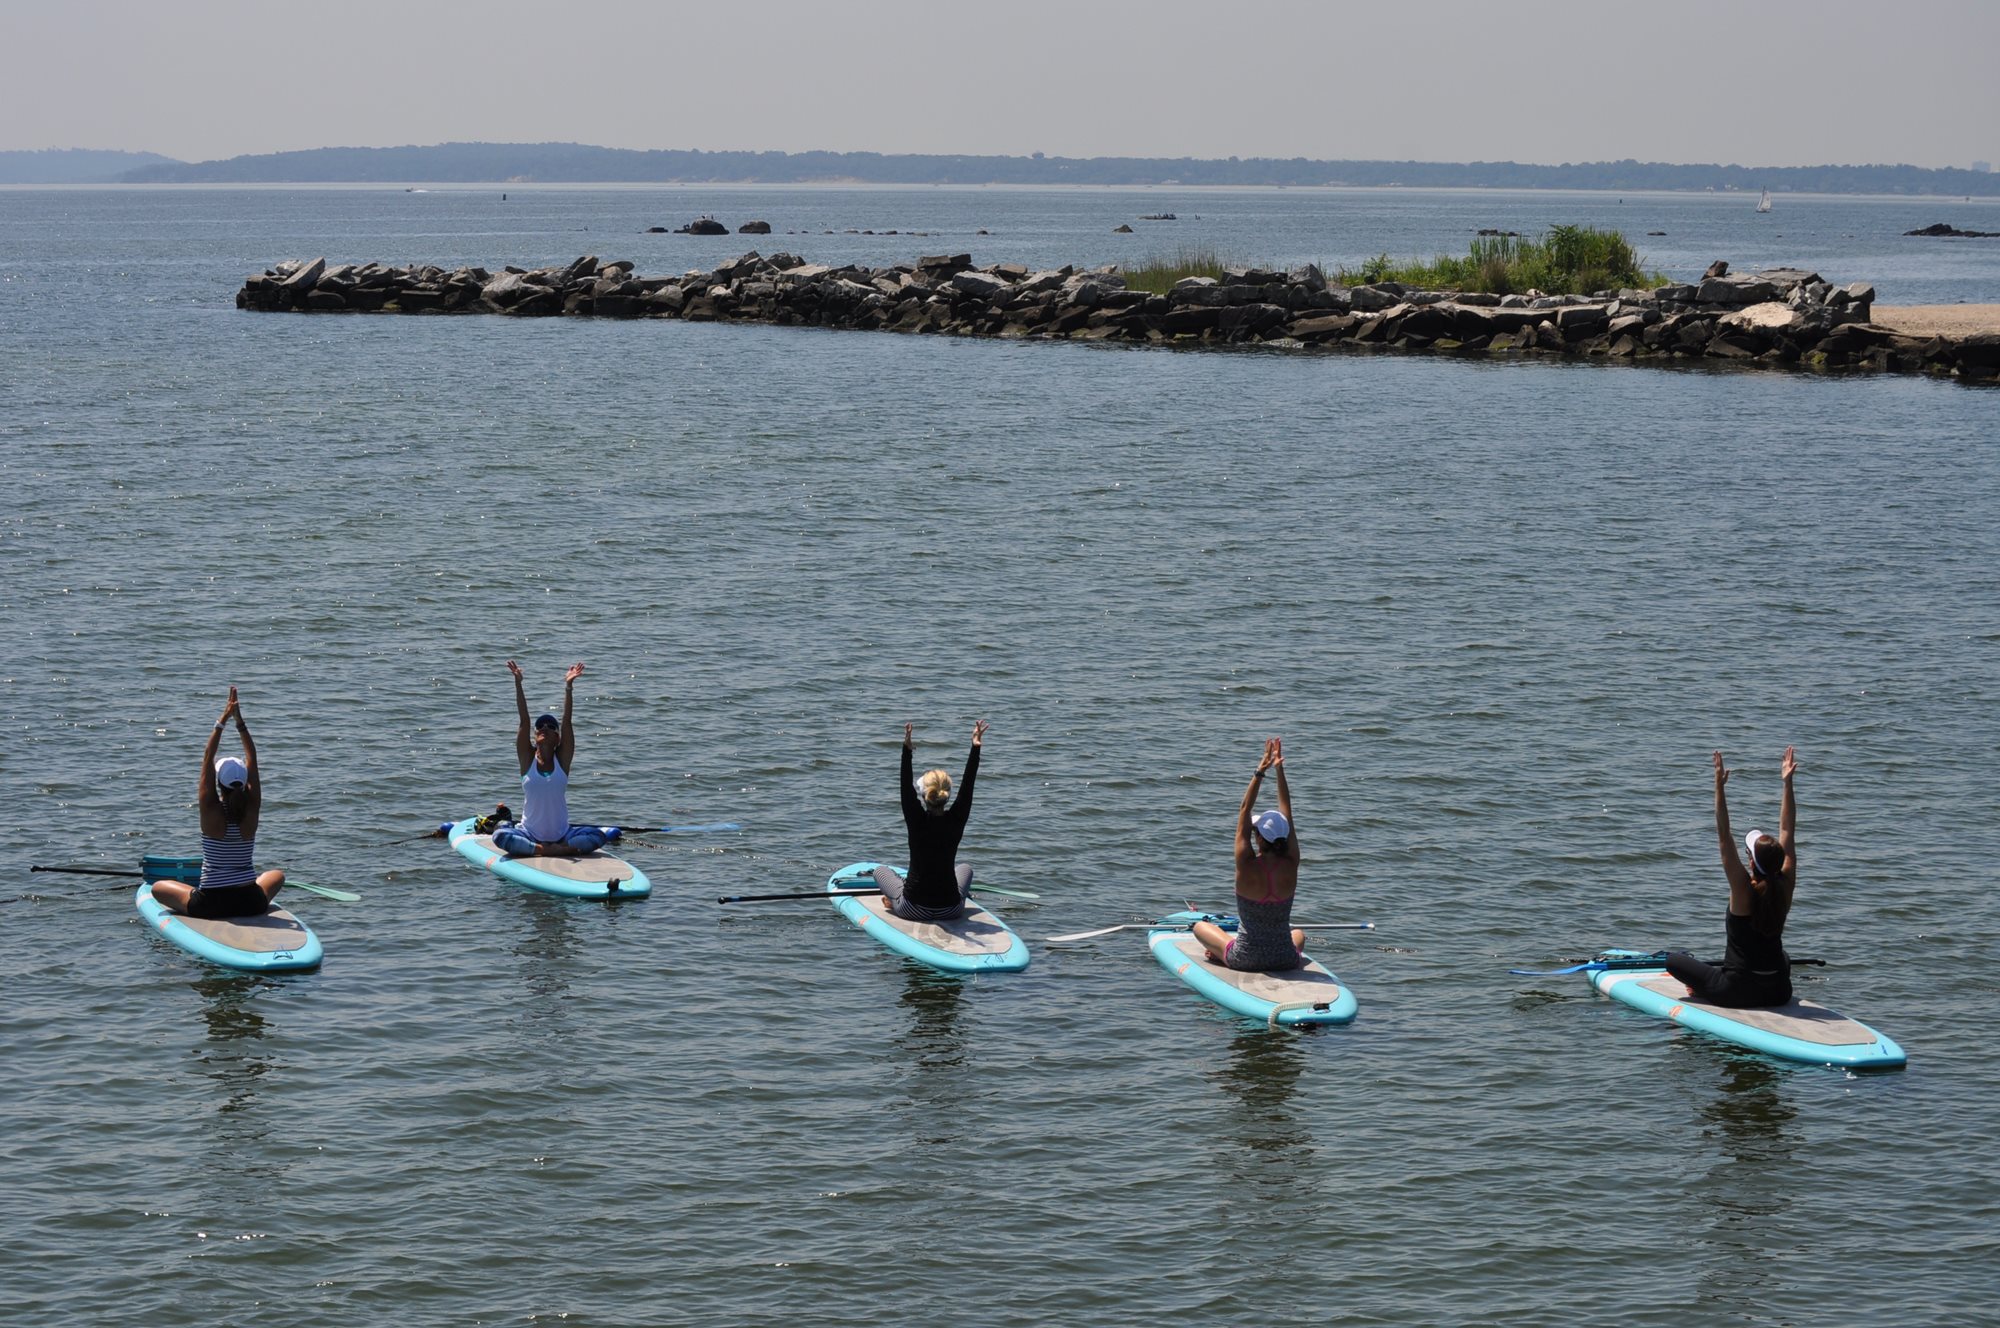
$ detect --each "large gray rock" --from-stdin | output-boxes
[1349,284,1402,312]
[279,257,326,292]
[1555,304,1611,336]
[1722,303,1805,334]
[1170,284,1232,308]
[1697,276,1778,305]
[950,270,1010,300]
[481,272,537,304]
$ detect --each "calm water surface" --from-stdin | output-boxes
[3,188,1997,1325]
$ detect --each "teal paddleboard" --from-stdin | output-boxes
[827,862,1029,974]
[135,882,323,972]
[1588,950,1905,1070]
[1148,911,1356,1027]
[448,817,651,898]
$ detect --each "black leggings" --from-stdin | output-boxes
[186,883,271,919]
[874,863,972,921]
[1664,951,1791,1009]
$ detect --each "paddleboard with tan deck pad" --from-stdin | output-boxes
[1589,951,1904,1069]
[135,882,323,972]
[826,863,1029,973]
[448,817,651,899]
[1149,910,1357,1027]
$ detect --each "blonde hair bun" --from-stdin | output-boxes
[918,768,953,812]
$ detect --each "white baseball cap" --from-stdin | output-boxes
[214,756,249,789]
[1252,809,1291,842]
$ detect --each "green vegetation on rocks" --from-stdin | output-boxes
[1117,247,1239,295]
[1336,225,1663,295]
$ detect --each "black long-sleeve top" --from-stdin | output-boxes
[900,742,979,905]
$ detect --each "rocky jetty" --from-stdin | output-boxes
[1905,222,2000,238]
[234,253,2000,382]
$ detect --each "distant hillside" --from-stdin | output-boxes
[116,142,2000,196]
[1,148,180,183]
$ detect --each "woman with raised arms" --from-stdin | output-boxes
[152,686,286,918]
[1664,748,1798,1008]
[875,720,987,920]
[492,660,608,858]
[1194,737,1307,970]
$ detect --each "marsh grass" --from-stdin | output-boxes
[1117,246,1239,295]
[1335,225,1663,295]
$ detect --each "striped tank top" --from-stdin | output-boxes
[200,823,257,889]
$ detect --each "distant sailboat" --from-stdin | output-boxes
[1756,189,1773,213]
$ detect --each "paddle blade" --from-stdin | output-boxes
[969,884,1040,901]
[1043,923,1153,942]
[289,880,361,903]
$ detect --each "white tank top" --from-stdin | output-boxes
[521,757,570,841]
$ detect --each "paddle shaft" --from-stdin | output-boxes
[719,884,1037,904]
[722,888,883,903]
[28,865,358,902]
[1511,954,1828,976]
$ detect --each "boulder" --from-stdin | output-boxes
[1287,313,1359,341]
[1218,303,1288,336]
[1953,332,2000,368]
[1348,284,1402,313]
[917,253,974,276]
[1288,263,1327,293]
[1555,304,1611,337]
[1721,303,1805,335]
[1703,260,1729,279]
[738,220,772,234]
[1170,284,1232,308]
[950,270,1011,300]
[279,257,326,293]
[678,218,728,235]
[1112,223,1134,233]
[1159,306,1221,335]
[1387,305,1455,343]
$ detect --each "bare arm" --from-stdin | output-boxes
[558,662,582,770]
[508,660,532,774]
[234,695,262,834]
[199,688,233,806]
[1778,745,1797,874]
[1713,750,1752,909]
[1271,736,1296,856]
[1237,739,1277,860]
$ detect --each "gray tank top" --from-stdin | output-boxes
[1228,893,1300,970]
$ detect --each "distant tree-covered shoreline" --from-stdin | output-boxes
[13,142,1998,195]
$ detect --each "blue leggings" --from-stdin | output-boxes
[493,824,608,857]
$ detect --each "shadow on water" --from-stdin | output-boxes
[1681,1053,1801,1316]
[508,892,582,1010]
[1208,1028,1315,1195]
[183,972,289,1181]
[889,967,969,1150]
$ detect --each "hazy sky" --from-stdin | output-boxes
[5,0,1996,169]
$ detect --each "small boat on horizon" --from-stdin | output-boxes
[1756,188,1773,213]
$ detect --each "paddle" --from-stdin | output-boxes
[612,820,743,836]
[1508,952,1828,976]
[28,865,361,903]
[718,884,1042,904]
[1045,920,1376,943]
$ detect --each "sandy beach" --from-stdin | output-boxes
[1872,305,2000,337]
